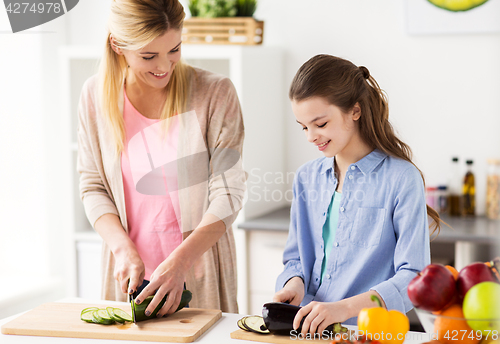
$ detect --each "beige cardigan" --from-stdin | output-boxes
[76,67,246,313]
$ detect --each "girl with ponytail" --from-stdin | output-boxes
[273,55,439,331]
[77,0,245,315]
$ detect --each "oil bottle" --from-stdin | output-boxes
[462,159,475,216]
[448,157,461,216]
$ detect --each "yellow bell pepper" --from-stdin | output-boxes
[357,295,409,344]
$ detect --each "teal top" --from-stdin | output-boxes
[321,191,342,284]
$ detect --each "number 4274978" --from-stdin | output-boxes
[444,330,498,341]
[6,3,62,14]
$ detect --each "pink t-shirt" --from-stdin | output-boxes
[121,89,182,280]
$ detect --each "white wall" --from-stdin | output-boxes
[252,0,500,215]
[0,9,67,318]
[66,2,500,215]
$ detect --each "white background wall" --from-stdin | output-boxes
[250,0,500,215]
[64,0,500,213]
[0,0,499,317]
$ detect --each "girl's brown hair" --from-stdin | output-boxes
[289,54,441,235]
[99,0,192,156]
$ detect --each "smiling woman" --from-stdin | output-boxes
[77,0,246,316]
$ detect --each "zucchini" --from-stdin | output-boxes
[80,311,94,323]
[131,290,192,322]
[262,302,348,335]
[241,316,270,334]
[92,310,115,325]
[112,308,133,323]
[81,307,133,325]
[81,307,99,315]
[106,307,125,324]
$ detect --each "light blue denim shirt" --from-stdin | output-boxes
[276,149,431,324]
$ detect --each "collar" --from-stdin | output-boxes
[319,149,388,175]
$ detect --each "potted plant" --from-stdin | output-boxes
[183,0,263,45]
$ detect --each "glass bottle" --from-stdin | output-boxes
[437,185,448,214]
[426,186,437,209]
[486,159,500,220]
[448,157,461,216]
[462,159,475,216]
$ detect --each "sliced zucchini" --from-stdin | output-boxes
[81,307,99,316]
[106,307,125,324]
[80,311,94,323]
[92,309,115,325]
[112,308,133,323]
[242,316,270,334]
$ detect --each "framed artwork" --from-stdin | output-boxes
[405,0,500,34]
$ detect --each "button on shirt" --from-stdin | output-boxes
[276,149,430,324]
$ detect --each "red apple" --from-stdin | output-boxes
[407,264,457,312]
[457,262,498,300]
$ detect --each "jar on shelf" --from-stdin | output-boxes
[426,186,437,209]
[437,185,448,214]
[486,159,500,220]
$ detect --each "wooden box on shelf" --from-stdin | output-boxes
[182,17,264,45]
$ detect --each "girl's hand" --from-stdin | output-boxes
[113,246,145,295]
[294,301,350,335]
[134,256,186,317]
[272,276,305,306]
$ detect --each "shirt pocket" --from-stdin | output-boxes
[349,207,386,248]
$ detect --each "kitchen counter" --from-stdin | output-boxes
[0,298,430,344]
[238,206,500,243]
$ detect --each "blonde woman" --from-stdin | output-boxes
[77,0,245,316]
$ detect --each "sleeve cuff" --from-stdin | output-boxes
[275,262,304,292]
[370,280,408,314]
[84,197,120,228]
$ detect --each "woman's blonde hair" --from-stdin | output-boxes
[289,55,442,236]
[98,0,192,156]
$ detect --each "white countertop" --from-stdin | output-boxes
[0,298,430,344]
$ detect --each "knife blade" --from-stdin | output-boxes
[129,281,137,324]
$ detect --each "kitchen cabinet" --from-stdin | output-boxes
[58,45,286,304]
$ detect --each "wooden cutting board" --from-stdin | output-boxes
[230,329,356,343]
[1,302,221,343]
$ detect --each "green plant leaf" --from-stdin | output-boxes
[235,0,257,17]
[198,0,237,18]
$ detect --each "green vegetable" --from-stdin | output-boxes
[80,311,94,323]
[131,290,192,322]
[80,307,133,325]
[92,309,115,325]
[80,307,99,316]
[106,307,125,324]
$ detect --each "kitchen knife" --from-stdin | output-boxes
[129,281,137,324]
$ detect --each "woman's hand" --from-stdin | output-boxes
[294,301,350,335]
[272,276,305,306]
[134,256,187,317]
[113,246,145,295]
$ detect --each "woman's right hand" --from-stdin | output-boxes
[93,214,145,296]
[113,246,145,295]
[272,276,305,306]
